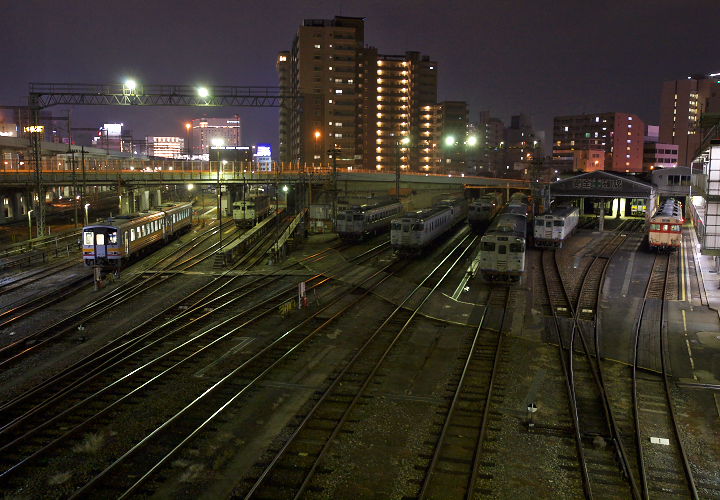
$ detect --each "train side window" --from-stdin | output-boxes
[651,223,660,230]
[124,231,129,243]
[481,242,495,251]
[131,229,136,241]
[662,224,668,231]
[554,221,564,226]
[83,231,94,245]
[109,232,117,244]
[671,225,680,231]
[498,245,507,254]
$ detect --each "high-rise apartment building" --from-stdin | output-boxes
[659,74,720,166]
[146,137,184,158]
[435,101,469,172]
[552,112,645,173]
[277,16,364,168]
[278,16,438,171]
[190,117,241,155]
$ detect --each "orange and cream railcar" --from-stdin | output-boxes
[648,198,684,251]
[83,202,192,267]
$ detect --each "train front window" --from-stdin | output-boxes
[83,231,94,245]
[535,220,544,226]
[545,221,552,227]
[95,233,105,245]
[481,242,495,251]
[498,245,507,255]
[554,221,564,226]
[354,215,363,220]
[391,222,400,231]
[509,243,523,252]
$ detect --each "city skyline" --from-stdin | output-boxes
[1,1,717,156]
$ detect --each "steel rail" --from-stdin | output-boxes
[244,233,476,499]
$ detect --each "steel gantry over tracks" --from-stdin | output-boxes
[28,83,296,109]
[24,81,300,236]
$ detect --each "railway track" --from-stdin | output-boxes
[0,220,234,366]
[415,285,514,499]
[0,259,81,296]
[235,234,478,499]
[632,252,698,499]
[0,242,392,495]
[542,236,640,499]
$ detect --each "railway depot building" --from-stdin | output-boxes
[549,170,656,220]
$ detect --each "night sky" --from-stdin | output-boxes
[2,0,718,154]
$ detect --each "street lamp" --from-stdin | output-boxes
[84,203,90,226]
[313,130,321,164]
[211,137,224,249]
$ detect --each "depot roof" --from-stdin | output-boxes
[550,171,655,199]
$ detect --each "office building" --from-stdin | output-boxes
[146,136,184,158]
[190,117,241,156]
[477,111,505,175]
[552,112,645,173]
[659,74,720,166]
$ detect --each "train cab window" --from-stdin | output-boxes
[95,233,105,245]
[411,223,424,231]
[651,223,660,230]
[481,242,495,251]
[108,232,117,244]
[391,222,401,230]
[545,221,552,227]
[554,220,564,226]
[509,243,523,252]
[83,231,94,245]
[354,214,363,220]
[498,245,507,255]
[671,225,680,231]
[535,220,544,226]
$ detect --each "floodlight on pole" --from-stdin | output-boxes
[198,87,210,98]
[124,79,137,92]
[467,135,478,146]
[444,136,456,147]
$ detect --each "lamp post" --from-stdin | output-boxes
[397,136,410,201]
[313,130,321,165]
[27,209,33,244]
[185,122,192,158]
[211,137,225,249]
[84,203,90,226]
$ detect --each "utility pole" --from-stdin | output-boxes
[27,103,45,237]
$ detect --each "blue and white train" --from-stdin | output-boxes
[82,202,193,268]
[336,199,404,241]
[390,198,467,254]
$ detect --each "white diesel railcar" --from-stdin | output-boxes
[336,199,404,241]
[390,198,467,254]
[478,211,528,282]
[82,202,193,268]
[533,206,579,248]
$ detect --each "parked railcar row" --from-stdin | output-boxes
[82,202,193,268]
[336,199,404,241]
[648,198,683,252]
[390,197,468,255]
